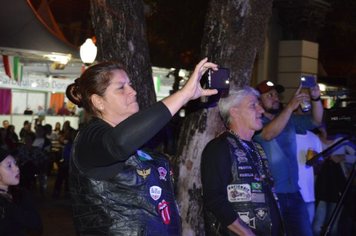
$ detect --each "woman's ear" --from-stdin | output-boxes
[91,94,104,111]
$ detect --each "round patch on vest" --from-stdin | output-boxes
[149,185,162,201]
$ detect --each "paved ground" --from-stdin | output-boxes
[33,175,76,236]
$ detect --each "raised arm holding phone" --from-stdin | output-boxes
[65,58,218,235]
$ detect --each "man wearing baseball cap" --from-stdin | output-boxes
[253,80,324,236]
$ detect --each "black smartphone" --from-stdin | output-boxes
[300,75,316,88]
[202,68,230,90]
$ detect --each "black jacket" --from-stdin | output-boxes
[0,188,42,236]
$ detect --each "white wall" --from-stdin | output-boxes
[11,90,46,114]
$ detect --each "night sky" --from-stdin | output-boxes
[33,0,356,82]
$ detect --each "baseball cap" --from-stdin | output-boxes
[255,80,285,94]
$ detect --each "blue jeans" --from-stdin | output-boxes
[305,201,315,224]
[312,201,341,236]
[277,192,313,236]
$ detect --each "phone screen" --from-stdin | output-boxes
[300,75,316,88]
[203,68,230,90]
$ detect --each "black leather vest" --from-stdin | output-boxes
[70,148,181,236]
[205,133,277,236]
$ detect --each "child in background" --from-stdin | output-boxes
[0,148,42,236]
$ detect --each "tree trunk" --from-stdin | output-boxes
[176,1,273,235]
[89,0,156,109]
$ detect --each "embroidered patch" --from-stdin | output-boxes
[238,212,256,229]
[137,168,151,179]
[158,200,171,225]
[239,173,254,178]
[149,186,162,201]
[251,193,265,203]
[251,182,262,192]
[237,156,248,163]
[235,150,248,163]
[157,167,167,181]
[254,208,268,220]
[137,150,153,160]
[235,149,246,157]
[227,184,252,202]
[238,165,253,170]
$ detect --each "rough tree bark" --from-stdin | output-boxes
[89,0,156,109]
[176,0,273,235]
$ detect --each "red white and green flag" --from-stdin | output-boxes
[2,55,23,81]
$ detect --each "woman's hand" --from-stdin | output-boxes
[162,58,219,116]
[181,57,219,101]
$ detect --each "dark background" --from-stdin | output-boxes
[31,0,356,86]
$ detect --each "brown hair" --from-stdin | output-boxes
[66,61,126,116]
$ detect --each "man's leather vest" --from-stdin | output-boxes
[205,133,276,236]
[70,148,181,236]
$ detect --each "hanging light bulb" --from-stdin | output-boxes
[80,38,97,65]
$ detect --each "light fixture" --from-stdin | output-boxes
[318,83,326,92]
[178,69,186,77]
[80,38,97,65]
[43,53,72,65]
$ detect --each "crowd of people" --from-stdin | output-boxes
[1,58,355,235]
[0,116,79,235]
[0,119,77,200]
[22,102,77,117]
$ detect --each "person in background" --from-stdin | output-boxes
[48,122,62,175]
[57,102,71,116]
[43,124,54,143]
[52,128,77,198]
[23,107,33,115]
[16,134,48,195]
[65,58,218,235]
[32,125,51,153]
[2,120,9,130]
[253,80,323,236]
[0,128,7,150]
[19,120,35,142]
[0,148,43,235]
[50,122,61,141]
[58,120,75,146]
[54,122,61,133]
[46,106,55,115]
[313,126,356,236]
[296,130,322,224]
[201,87,283,236]
[32,125,51,195]
[4,125,19,151]
[36,105,46,123]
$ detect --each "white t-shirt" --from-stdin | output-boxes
[296,131,322,202]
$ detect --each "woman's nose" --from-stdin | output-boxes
[126,84,137,95]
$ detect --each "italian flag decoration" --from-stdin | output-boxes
[2,55,23,81]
